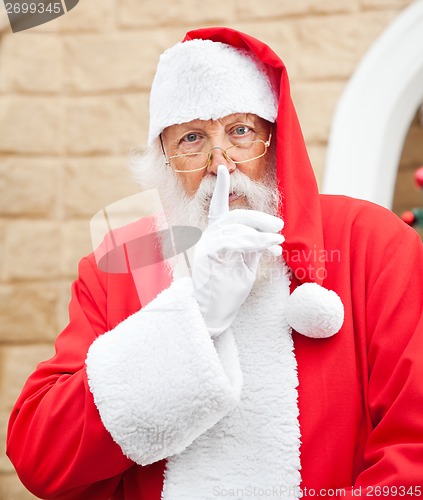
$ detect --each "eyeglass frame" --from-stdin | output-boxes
[159,132,272,173]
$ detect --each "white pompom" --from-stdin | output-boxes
[285,283,344,339]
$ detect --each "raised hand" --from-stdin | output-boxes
[192,165,284,337]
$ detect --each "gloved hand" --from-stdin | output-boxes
[192,165,284,338]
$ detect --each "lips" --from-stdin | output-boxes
[229,192,241,203]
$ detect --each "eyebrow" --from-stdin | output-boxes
[222,114,261,125]
[164,114,260,141]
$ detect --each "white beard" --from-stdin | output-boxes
[130,141,282,279]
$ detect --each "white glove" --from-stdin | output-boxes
[192,165,284,338]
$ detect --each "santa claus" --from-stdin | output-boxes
[7,27,423,499]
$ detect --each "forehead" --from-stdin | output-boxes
[162,113,268,137]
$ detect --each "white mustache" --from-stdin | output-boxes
[194,169,264,207]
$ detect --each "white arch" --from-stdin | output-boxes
[323,0,423,209]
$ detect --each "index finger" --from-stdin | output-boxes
[208,165,230,222]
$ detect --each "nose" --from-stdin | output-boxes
[206,146,236,175]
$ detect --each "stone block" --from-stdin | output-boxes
[64,94,150,155]
[0,409,13,473]
[60,220,96,278]
[63,97,120,155]
[117,0,236,28]
[236,0,359,20]
[118,93,150,150]
[0,158,59,216]
[0,33,62,92]
[2,221,61,280]
[0,221,5,276]
[306,0,360,13]
[0,97,62,154]
[0,3,11,33]
[295,11,398,80]
[0,344,55,412]
[291,81,344,143]
[359,0,413,9]
[0,472,37,498]
[56,280,73,331]
[58,0,115,32]
[231,21,300,79]
[63,156,140,217]
[64,33,169,92]
[0,344,55,477]
[0,284,59,342]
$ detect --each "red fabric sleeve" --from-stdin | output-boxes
[6,257,136,499]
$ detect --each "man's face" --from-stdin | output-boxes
[161,113,273,207]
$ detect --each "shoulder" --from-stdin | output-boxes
[319,194,419,245]
[319,195,422,296]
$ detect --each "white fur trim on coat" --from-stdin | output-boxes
[162,261,302,500]
[86,277,242,466]
[148,39,279,143]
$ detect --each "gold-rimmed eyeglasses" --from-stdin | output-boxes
[159,133,272,173]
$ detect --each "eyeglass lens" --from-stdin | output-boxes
[172,140,266,171]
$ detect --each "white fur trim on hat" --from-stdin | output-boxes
[148,39,278,144]
[285,283,344,339]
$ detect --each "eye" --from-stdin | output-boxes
[234,125,251,136]
[182,132,199,143]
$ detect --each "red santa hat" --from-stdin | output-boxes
[148,27,344,339]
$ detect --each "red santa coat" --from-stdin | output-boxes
[6,27,423,499]
[6,195,423,498]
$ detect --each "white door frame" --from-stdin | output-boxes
[323,0,423,209]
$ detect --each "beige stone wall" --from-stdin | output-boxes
[0,0,417,497]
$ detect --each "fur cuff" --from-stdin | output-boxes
[86,278,241,466]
